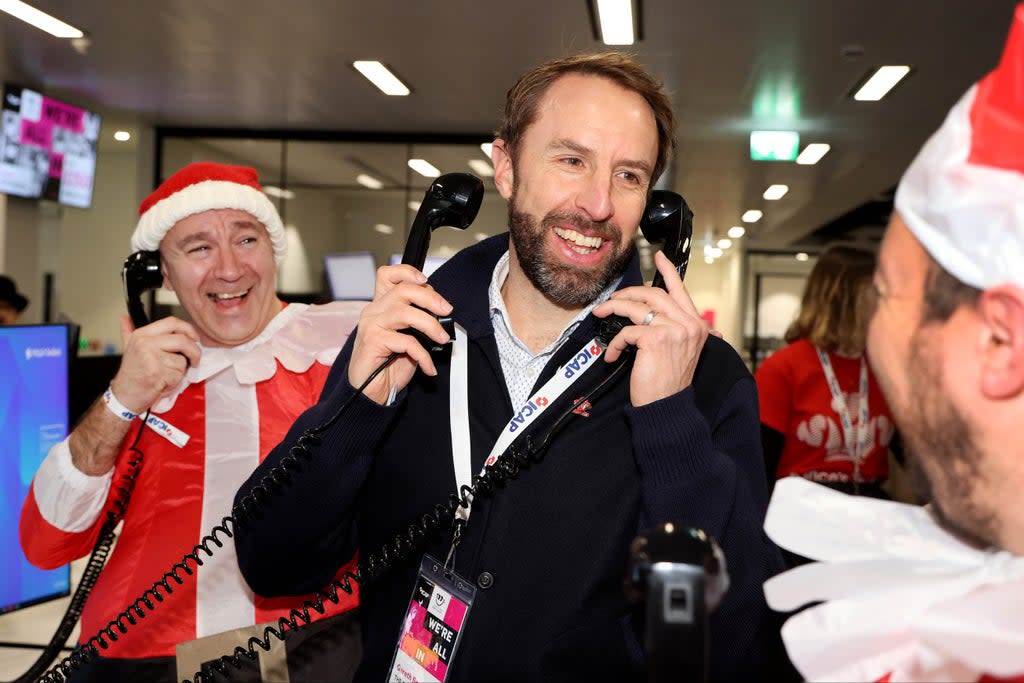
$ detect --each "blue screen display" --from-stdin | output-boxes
[0,323,71,614]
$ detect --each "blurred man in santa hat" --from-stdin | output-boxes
[763,4,1024,682]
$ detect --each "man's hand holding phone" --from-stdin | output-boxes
[111,316,201,415]
[348,264,453,405]
[594,251,711,407]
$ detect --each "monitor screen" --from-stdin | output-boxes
[324,251,376,301]
[388,254,448,278]
[0,84,101,208]
[0,323,71,615]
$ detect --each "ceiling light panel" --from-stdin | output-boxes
[352,61,411,96]
[408,159,440,178]
[853,66,911,101]
[796,143,830,165]
[262,185,295,200]
[467,159,494,177]
[727,226,746,239]
[742,210,763,223]
[594,0,636,45]
[0,0,83,37]
[763,184,789,200]
[356,173,383,189]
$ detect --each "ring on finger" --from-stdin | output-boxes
[641,309,658,326]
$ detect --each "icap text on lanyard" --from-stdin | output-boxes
[448,323,605,551]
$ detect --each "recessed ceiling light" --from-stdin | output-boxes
[356,173,383,189]
[262,185,295,200]
[480,142,493,158]
[796,143,831,165]
[408,200,422,212]
[795,252,809,262]
[742,210,763,223]
[0,0,83,38]
[374,223,394,235]
[727,226,746,239]
[710,247,723,258]
[763,184,789,200]
[717,238,732,249]
[352,60,411,96]
[593,0,636,46]
[475,232,489,242]
[113,130,131,142]
[704,255,714,265]
[853,66,911,101]
[408,159,440,178]
[467,159,494,177]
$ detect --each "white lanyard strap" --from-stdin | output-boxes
[449,326,605,522]
[815,347,870,480]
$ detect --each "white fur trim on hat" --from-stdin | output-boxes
[130,179,288,263]
[895,86,1024,290]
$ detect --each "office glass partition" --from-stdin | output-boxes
[157,134,505,302]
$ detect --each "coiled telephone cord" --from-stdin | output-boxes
[9,412,148,683]
[37,353,629,683]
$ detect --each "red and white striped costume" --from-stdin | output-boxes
[20,301,365,659]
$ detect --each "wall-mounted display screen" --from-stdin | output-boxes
[0,323,71,615]
[0,84,101,208]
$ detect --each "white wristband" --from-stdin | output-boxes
[102,386,139,422]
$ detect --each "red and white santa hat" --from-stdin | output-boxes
[130,161,287,262]
[895,3,1024,290]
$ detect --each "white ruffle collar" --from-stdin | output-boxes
[152,301,367,413]
[764,477,1024,683]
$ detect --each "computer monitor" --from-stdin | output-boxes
[0,323,71,614]
[388,254,448,278]
[323,251,376,301]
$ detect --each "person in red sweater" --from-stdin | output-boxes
[765,4,1024,681]
[755,245,897,500]
[19,162,363,682]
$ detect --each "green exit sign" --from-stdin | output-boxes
[750,131,800,161]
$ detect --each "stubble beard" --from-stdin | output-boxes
[897,326,997,548]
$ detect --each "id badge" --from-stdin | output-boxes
[387,554,476,683]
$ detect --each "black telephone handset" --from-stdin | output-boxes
[597,190,694,345]
[399,172,484,351]
[121,250,163,328]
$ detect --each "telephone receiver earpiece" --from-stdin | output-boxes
[596,191,693,347]
[122,250,163,328]
[401,172,485,271]
[399,172,484,351]
[640,190,693,290]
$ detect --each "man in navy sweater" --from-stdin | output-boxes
[234,52,784,681]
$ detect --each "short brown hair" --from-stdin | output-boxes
[922,255,982,322]
[785,245,877,353]
[495,52,676,187]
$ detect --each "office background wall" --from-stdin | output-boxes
[0,127,757,356]
[0,128,155,351]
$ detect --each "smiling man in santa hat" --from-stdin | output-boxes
[18,162,363,682]
[763,4,1024,682]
